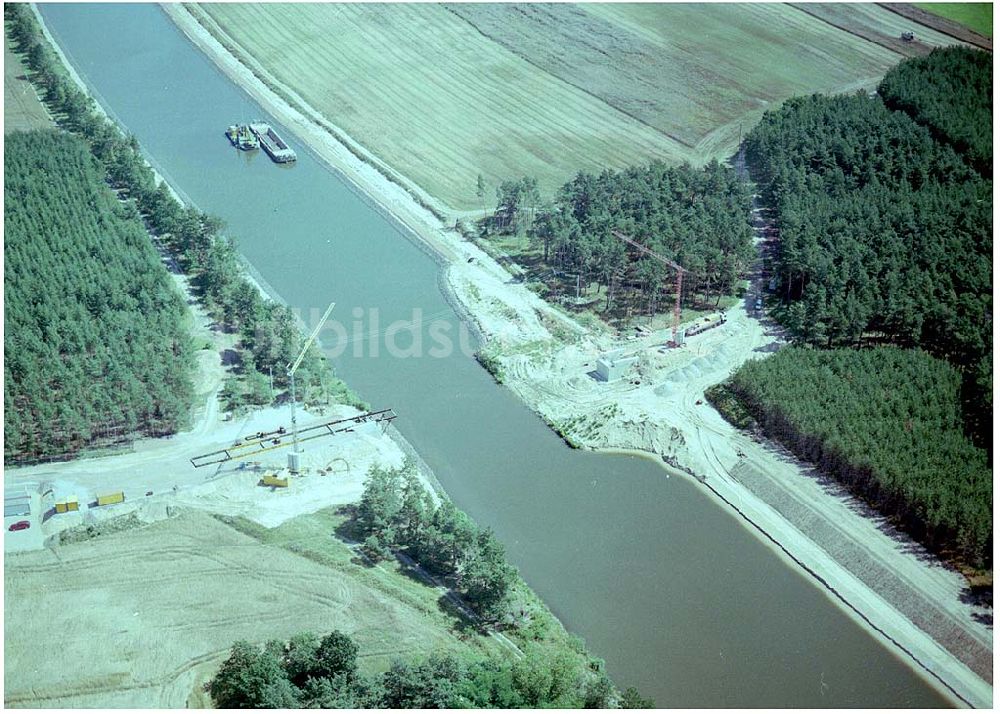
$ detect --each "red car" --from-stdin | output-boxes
[8,520,30,532]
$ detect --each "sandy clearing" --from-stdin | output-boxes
[5,402,415,546]
[113,5,995,706]
[3,510,499,708]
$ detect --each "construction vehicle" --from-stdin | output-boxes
[684,314,726,338]
[261,473,289,488]
[96,491,125,507]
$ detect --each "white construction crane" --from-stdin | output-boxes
[286,301,336,472]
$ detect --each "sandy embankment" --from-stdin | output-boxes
[157,6,988,707]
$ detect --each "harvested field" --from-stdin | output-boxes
[193,3,967,212]
[4,35,50,132]
[451,3,900,154]
[3,510,501,708]
[193,3,684,214]
[787,3,962,56]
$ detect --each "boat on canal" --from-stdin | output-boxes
[225,123,259,151]
[248,122,296,163]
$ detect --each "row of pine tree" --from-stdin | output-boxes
[5,130,195,462]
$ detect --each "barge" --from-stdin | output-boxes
[226,123,259,151]
[249,122,296,163]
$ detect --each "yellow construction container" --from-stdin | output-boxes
[55,495,80,514]
[97,491,125,506]
[262,474,288,488]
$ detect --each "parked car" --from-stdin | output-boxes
[8,520,30,532]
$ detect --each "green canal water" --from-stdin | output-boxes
[37,4,949,707]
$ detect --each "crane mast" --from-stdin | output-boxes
[611,230,688,347]
[286,301,336,472]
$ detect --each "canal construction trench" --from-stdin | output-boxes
[37,4,949,707]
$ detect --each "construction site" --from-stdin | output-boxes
[6,2,991,708]
[5,298,412,541]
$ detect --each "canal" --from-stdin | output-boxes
[38,4,947,707]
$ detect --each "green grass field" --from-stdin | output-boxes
[917,3,993,36]
[196,3,966,212]
[217,509,504,672]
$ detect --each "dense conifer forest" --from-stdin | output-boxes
[725,48,993,570]
[488,162,755,318]
[717,347,991,569]
[5,130,194,462]
[746,94,990,366]
[5,3,363,424]
[879,46,992,174]
[745,48,992,449]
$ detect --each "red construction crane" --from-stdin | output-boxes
[611,230,688,347]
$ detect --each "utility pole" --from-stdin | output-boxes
[286,301,336,473]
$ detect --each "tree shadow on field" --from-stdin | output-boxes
[390,550,482,632]
[437,593,483,637]
[330,504,372,567]
[329,505,485,630]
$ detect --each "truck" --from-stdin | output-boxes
[261,474,289,488]
[96,491,125,507]
[684,314,726,338]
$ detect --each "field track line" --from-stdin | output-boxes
[788,4,917,58]
[439,6,695,153]
[4,647,229,707]
[876,3,992,50]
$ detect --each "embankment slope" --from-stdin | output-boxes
[162,5,991,706]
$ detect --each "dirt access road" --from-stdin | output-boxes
[483,152,991,706]
[142,9,997,705]
[4,401,412,544]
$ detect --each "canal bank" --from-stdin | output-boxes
[158,3,990,707]
[36,3,972,707]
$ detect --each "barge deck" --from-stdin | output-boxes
[249,122,296,163]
